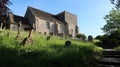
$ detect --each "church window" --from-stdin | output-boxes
[46,21,50,29]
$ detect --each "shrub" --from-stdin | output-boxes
[76,33,86,41]
[100,30,120,48]
[95,35,104,41]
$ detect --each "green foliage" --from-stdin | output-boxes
[76,33,86,40]
[0,30,103,67]
[102,9,120,34]
[110,0,120,9]
[95,35,104,41]
[0,0,12,28]
[101,9,120,48]
[98,31,120,48]
[106,29,120,39]
[115,45,120,50]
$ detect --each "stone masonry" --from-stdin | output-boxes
[8,6,79,37]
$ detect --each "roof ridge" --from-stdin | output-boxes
[28,6,55,16]
[27,6,62,23]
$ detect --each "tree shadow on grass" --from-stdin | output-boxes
[0,44,96,67]
[48,45,96,67]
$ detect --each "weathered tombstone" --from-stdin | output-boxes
[7,32,10,37]
[46,36,51,40]
[0,23,3,36]
[22,37,33,45]
[88,35,93,41]
[22,24,35,45]
[0,23,3,31]
[50,32,53,36]
[65,40,71,46]
[16,21,22,41]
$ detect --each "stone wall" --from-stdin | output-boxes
[35,17,49,35]
[64,11,78,37]
[57,11,78,37]
[57,23,64,34]
[25,8,64,35]
[64,11,77,25]
[35,17,63,35]
[10,24,29,31]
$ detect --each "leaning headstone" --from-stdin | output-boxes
[65,40,71,46]
[0,23,3,36]
[0,23,3,31]
[46,36,51,40]
[16,21,22,41]
[22,24,34,45]
[7,32,10,37]
[22,37,33,45]
[88,35,93,41]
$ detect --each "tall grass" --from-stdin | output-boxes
[0,30,103,67]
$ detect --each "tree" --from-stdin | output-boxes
[95,35,104,41]
[110,0,120,9]
[105,29,120,40]
[0,0,12,28]
[101,8,120,48]
[102,9,120,35]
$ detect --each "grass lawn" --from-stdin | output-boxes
[0,30,103,67]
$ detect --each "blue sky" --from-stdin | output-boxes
[9,0,114,37]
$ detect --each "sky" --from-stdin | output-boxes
[8,0,114,37]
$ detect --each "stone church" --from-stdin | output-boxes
[8,6,79,37]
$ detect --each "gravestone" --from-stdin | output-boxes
[0,23,3,36]
[22,24,35,45]
[65,40,71,46]
[50,32,53,36]
[0,23,3,31]
[7,32,10,37]
[46,36,51,40]
[88,35,93,41]
[16,21,22,41]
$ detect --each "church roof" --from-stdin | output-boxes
[28,6,62,23]
[9,13,30,25]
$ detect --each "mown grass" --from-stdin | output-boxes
[0,30,103,67]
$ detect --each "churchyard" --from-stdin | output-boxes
[0,27,103,67]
